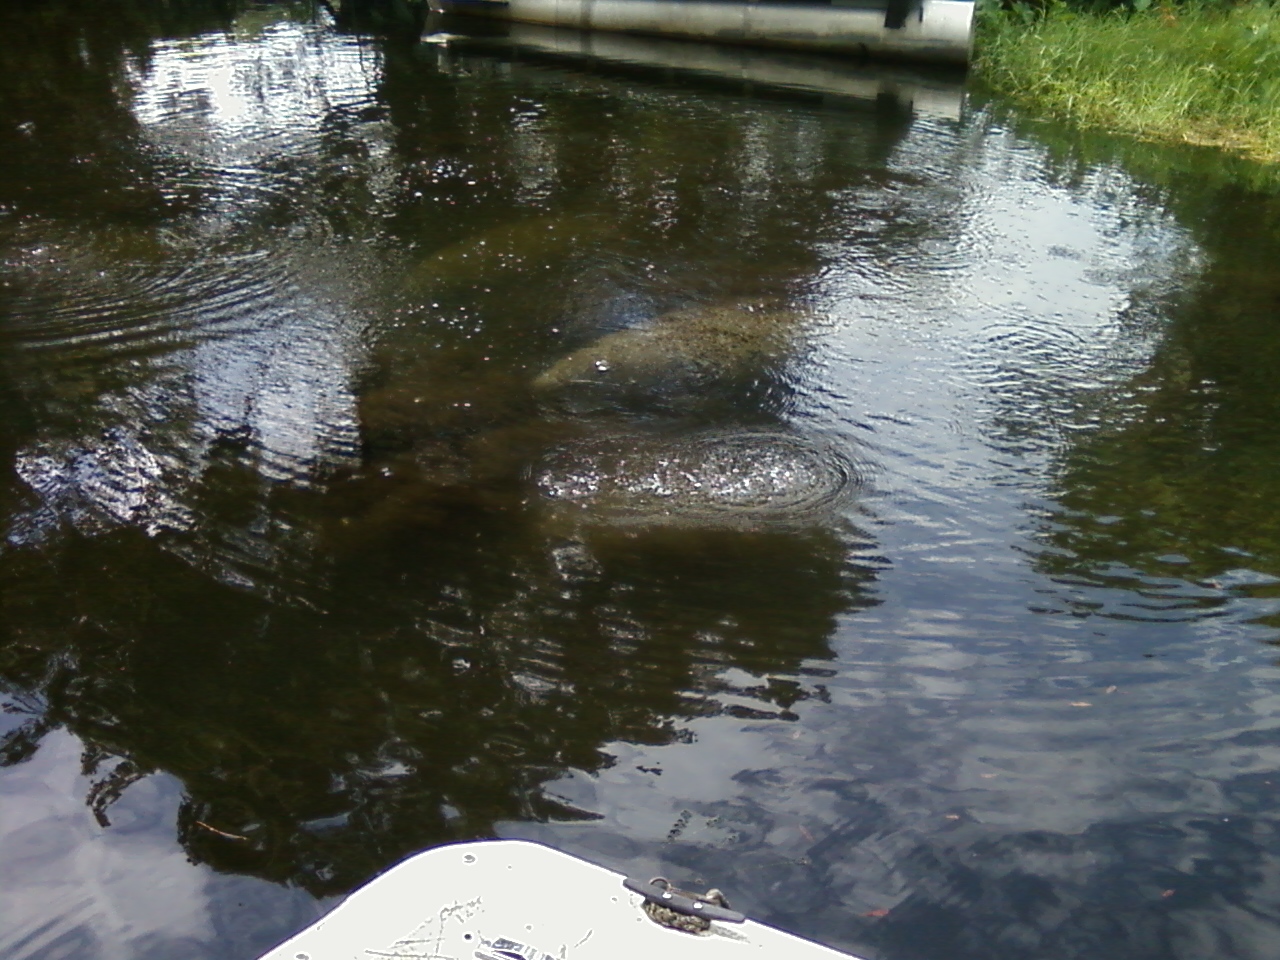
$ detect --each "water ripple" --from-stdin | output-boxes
[1,227,285,360]
[536,430,861,527]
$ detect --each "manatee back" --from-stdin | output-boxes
[531,327,689,392]
[532,304,802,400]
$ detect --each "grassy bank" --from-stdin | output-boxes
[975,1,1280,163]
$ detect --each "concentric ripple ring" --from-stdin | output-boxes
[535,431,859,525]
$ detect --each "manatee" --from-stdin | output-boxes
[532,303,804,395]
[404,213,609,295]
[534,430,858,529]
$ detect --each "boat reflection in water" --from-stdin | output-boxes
[434,17,967,120]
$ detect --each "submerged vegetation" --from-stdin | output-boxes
[976,0,1280,164]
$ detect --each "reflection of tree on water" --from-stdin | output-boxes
[0,0,252,222]
[0,501,873,893]
[1033,184,1280,619]
[321,0,431,37]
[883,136,1280,960]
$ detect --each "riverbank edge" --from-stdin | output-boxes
[973,2,1280,166]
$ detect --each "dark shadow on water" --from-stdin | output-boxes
[0,498,876,895]
[0,7,889,904]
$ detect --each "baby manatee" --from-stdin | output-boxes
[532,303,803,396]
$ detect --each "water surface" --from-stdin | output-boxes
[3,4,1280,960]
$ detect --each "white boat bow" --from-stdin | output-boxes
[258,839,864,959]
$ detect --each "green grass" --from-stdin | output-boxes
[975,1,1280,163]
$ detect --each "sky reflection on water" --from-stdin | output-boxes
[2,5,1280,960]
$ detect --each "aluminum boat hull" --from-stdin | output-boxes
[430,0,975,65]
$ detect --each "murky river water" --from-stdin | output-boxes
[3,3,1280,959]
